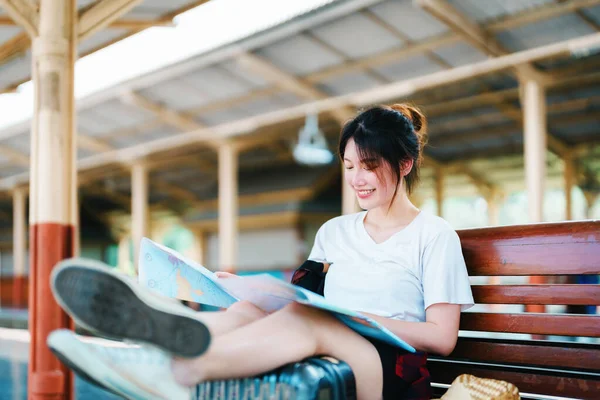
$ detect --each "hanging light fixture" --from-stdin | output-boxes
[292,113,334,166]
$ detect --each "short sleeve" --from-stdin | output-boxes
[308,225,328,263]
[422,229,474,311]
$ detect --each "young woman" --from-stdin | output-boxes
[49,103,473,400]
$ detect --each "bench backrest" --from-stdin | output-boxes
[429,220,600,399]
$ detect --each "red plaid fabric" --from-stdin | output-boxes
[395,351,431,399]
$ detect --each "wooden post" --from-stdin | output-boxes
[522,79,547,223]
[564,153,574,221]
[522,78,546,314]
[190,228,207,266]
[218,142,238,272]
[583,191,598,220]
[131,162,149,271]
[435,168,444,217]
[486,189,504,227]
[12,187,26,308]
[28,0,77,398]
[341,164,360,215]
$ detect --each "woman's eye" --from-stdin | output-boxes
[345,165,353,170]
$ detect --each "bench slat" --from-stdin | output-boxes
[471,284,600,305]
[460,312,600,337]
[428,361,600,400]
[458,221,600,276]
[448,337,600,371]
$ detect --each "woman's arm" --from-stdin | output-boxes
[364,303,461,356]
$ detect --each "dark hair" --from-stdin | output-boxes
[338,103,427,197]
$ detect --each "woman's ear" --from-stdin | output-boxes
[401,159,414,177]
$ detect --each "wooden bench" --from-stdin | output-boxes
[194,221,599,399]
[429,220,600,399]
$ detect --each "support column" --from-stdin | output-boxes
[522,78,547,315]
[28,0,77,399]
[342,165,360,215]
[191,228,207,266]
[218,143,238,272]
[522,79,547,223]
[435,168,444,217]
[583,191,598,220]
[485,189,504,227]
[131,162,149,271]
[564,153,574,221]
[12,187,26,308]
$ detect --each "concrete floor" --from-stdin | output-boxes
[0,327,122,400]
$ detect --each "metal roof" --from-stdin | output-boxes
[0,0,599,224]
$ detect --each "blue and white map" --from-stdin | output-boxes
[138,238,238,308]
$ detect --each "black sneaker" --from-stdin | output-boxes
[51,258,211,358]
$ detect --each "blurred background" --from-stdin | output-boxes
[0,0,598,398]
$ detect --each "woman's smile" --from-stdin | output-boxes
[356,189,376,199]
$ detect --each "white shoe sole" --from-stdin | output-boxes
[50,258,210,358]
[48,330,192,400]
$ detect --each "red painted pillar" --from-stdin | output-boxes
[28,0,78,399]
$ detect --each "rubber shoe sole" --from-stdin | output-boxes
[51,259,210,358]
[47,329,192,400]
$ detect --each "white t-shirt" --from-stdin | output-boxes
[308,211,474,322]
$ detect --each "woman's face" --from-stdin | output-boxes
[343,139,399,210]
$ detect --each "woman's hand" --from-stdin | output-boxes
[214,271,239,279]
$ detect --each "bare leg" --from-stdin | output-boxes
[195,301,268,336]
[173,303,383,400]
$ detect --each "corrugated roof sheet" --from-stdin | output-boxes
[496,14,597,51]
[447,0,554,23]
[368,0,448,41]
[431,41,488,68]
[317,70,381,95]
[373,54,445,82]
[257,34,344,75]
[309,13,402,59]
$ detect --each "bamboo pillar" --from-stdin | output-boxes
[564,153,574,221]
[522,79,547,223]
[522,78,546,314]
[435,168,444,217]
[218,143,238,272]
[131,162,149,271]
[12,188,26,308]
[28,0,78,399]
[190,228,207,266]
[486,190,502,227]
[583,191,598,220]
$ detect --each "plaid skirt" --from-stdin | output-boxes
[366,338,431,399]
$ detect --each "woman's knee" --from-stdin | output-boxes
[279,303,341,340]
[226,300,268,323]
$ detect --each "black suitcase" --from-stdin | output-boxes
[195,356,356,400]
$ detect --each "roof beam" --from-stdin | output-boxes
[78,130,201,204]
[121,91,203,132]
[236,53,355,125]
[0,31,29,65]
[0,15,175,29]
[78,0,143,41]
[415,0,551,84]
[307,0,600,85]
[120,91,224,149]
[487,0,600,31]
[431,109,600,146]
[3,31,600,189]
[0,0,39,37]
[0,145,28,166]
[77,134,114,153]
[360,9,453,70]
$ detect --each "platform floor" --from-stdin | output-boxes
[0,328,122,400]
